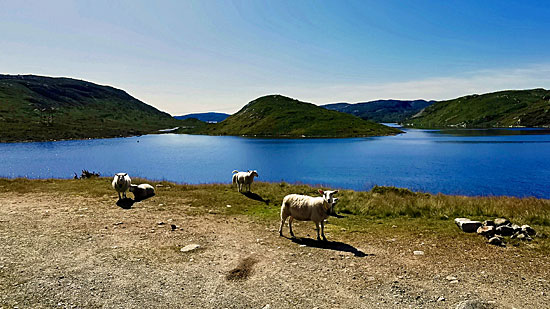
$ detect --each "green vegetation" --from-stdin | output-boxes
[323,99,434,123]
[0,74,186,142]
[405,88,550,128]
[179,95,402,137]
[3,178,548,244]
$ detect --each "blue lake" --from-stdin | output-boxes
[1,127,550,198]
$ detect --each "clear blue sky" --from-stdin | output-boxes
[1,0,550,114]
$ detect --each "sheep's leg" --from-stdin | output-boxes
[288,216,295,238]
[315,222,321,241]
[118,192,121,200]
[321,221,327,241]
[279,213,288,236]
[238,183,242,192]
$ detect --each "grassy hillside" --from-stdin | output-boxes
[0,74,183,142]
[174,112,230,123]
[184,95,402,137]
[405,88,550,128]
[323,99,434,123]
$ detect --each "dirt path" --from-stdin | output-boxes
[1,191,549,308]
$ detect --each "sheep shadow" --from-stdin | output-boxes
[116,198,134,209]
[290,237,371,257]
[241,191,270,205]
[329,212,346,218]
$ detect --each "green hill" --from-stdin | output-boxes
[185,95,402,137]
[0,74,183,142]
[404,89,550,128]
[322,99,435,123]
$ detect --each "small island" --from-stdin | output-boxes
[179,94,402,138]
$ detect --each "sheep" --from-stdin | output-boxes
[112,173,131,199]
[232,170,259,192]
[129,183,155,201]
[279,190,338,241]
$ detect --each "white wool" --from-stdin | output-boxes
[279,190,338,241]
[231,170,259,192]
[129,183,155,201]
[112,173,131,200]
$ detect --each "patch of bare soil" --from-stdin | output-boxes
[0,191,549,308]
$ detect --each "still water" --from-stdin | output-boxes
[1,127,550,198]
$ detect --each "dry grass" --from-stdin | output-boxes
[1,177,548,248]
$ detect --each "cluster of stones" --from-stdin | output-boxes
[455,217,536,247]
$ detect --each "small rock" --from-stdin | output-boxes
[494,218,510,227]
[449,280,459,284]
[413,251,424,256]
[437,297,446,302]
[180,244,201,252]
[171,224,177,231]
[157,221,165,225]
[392,225,397,228]
[446,275,457,281]
[114,222,123,225]
[521,225,536,236]
[495,225,514,236]
[226,205,232,208]
[262,305,271,309]
[488,236,504,246]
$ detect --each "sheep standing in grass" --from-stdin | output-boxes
[130,184,155,201]
[112,173,131,200]
[279,190,339,241]
[232,170,259,192]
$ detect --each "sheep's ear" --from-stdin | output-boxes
[318,189,324,195]
[333,190,339,194]
[123,173,127,176]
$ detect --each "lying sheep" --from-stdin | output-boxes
[129,184,155,201]
[112,173,131,200]
[279,189,339,241]
[232,170,259,192]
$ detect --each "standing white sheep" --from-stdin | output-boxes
[129,183,155,201]
[112,173,131,199]
[279,190,339,241]
[232,170,259,192]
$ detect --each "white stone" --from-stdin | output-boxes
[180,244,201,252]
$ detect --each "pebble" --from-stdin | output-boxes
[180,244,201,252]
[437,296,445,302]
[226,205,231,208]
[445,275,457,281]
[413,251,424,256]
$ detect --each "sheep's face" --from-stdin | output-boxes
[115,173,128,183]
[250,170,259,178]
[319,190,338,205]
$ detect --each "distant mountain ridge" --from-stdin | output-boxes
[182,94,402,137]
[0,74,181,142]
[174,112,229,123]
[322,99,435,123]
[404,89,550,128]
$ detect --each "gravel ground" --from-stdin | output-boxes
[1,191,549,308]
